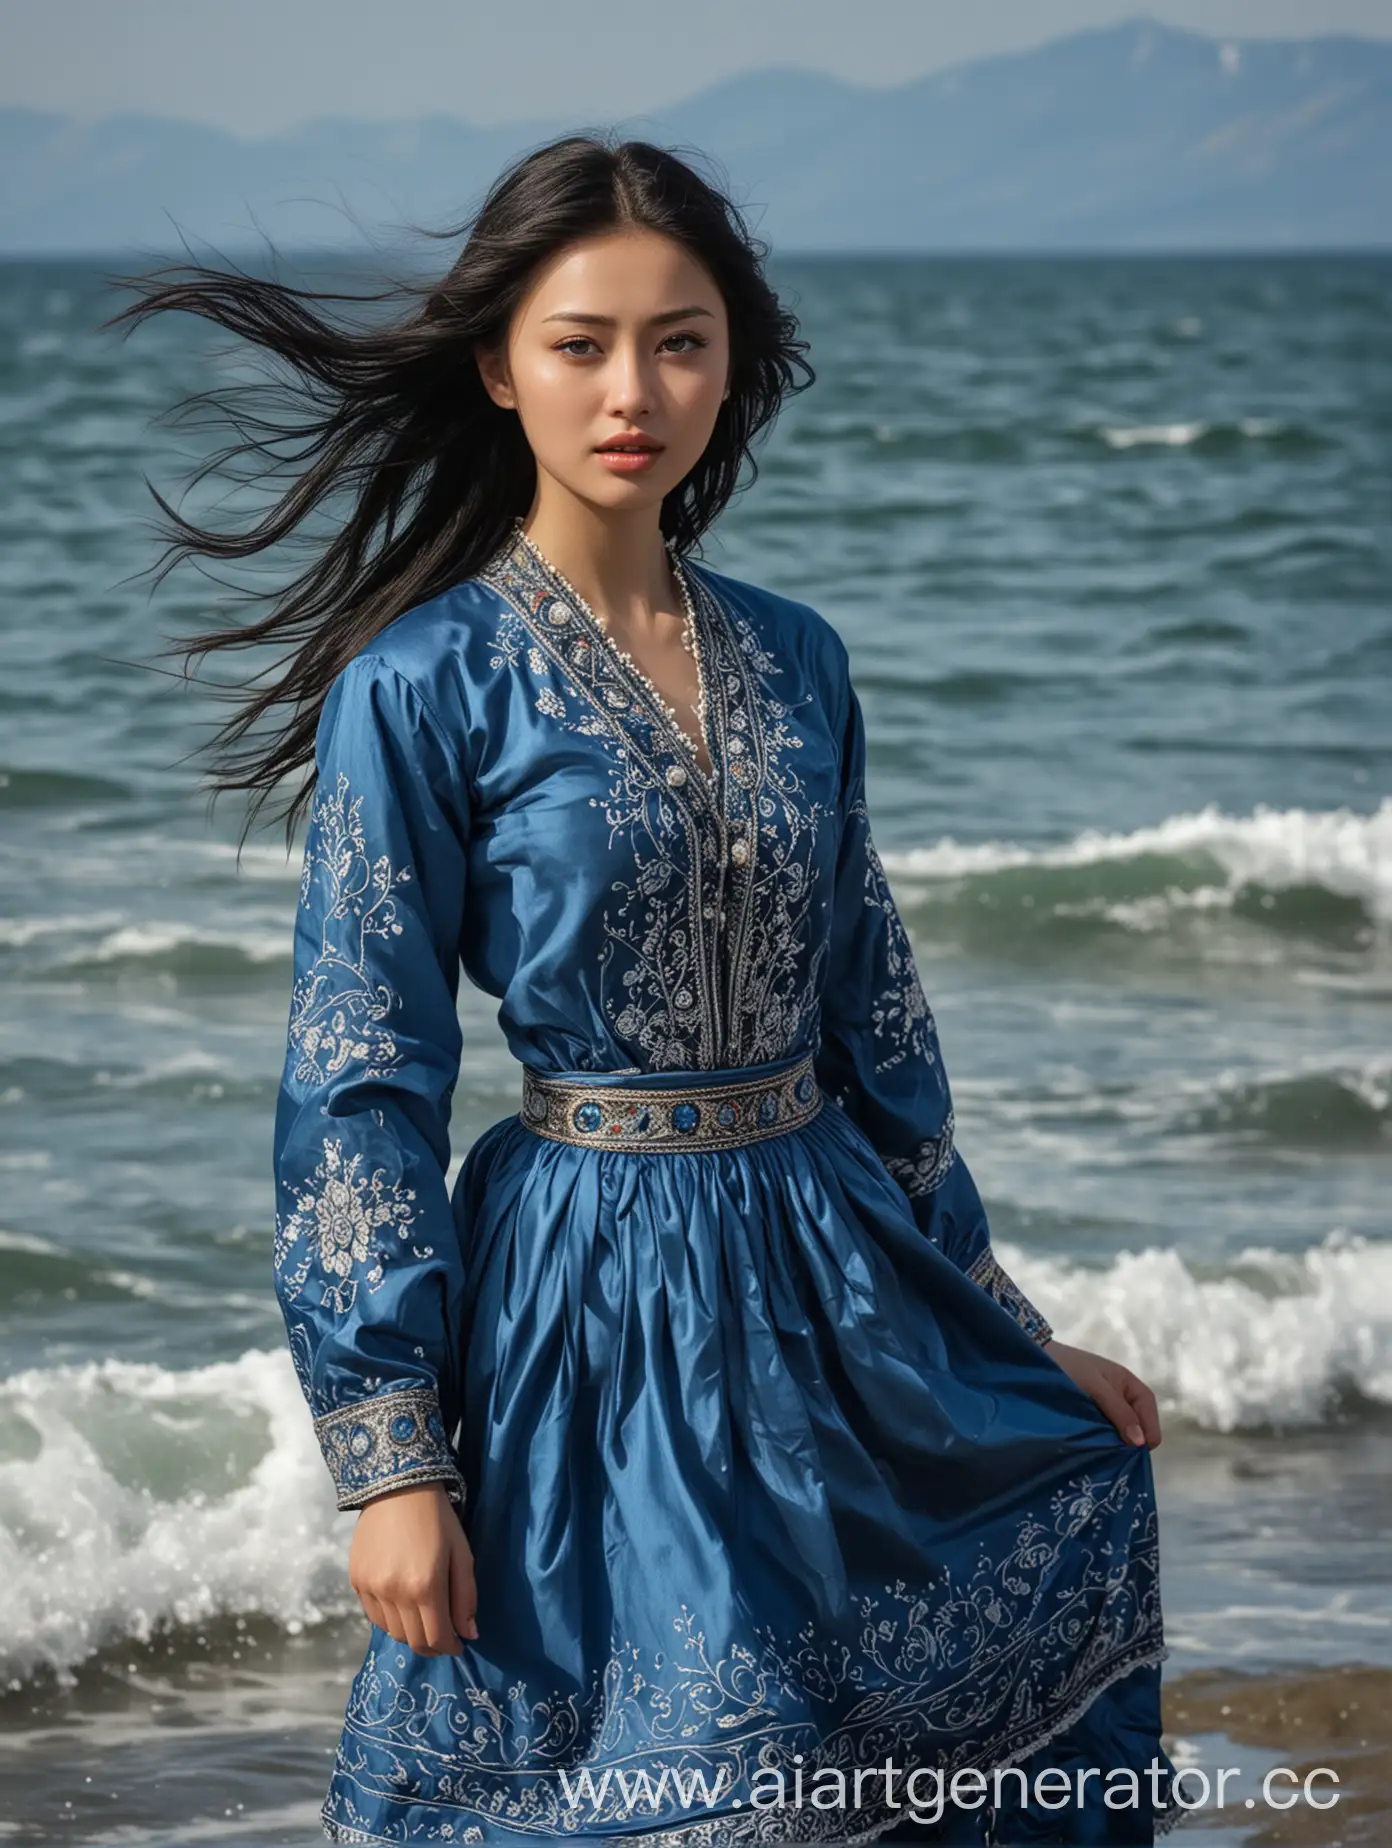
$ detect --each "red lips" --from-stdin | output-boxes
[595,434,663,452]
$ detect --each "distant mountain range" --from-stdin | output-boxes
[2,16,1388,256]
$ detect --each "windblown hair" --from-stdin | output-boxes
[103,133,814,846]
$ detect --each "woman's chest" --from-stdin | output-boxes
[459,554,845,1069]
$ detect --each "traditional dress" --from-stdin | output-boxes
[273,525,1183,1845]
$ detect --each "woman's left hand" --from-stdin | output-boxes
[1043,1340,1162,1448]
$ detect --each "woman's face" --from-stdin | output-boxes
[477,227,731,516]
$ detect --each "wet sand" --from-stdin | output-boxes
[1163,1664,1392,1844]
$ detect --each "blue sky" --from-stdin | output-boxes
[2,0,1390,135]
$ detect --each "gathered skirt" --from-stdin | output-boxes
[319,1055,1183,1846]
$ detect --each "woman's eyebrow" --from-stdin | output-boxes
[540,305,716,326]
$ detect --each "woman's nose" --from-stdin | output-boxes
[604,344,653,418]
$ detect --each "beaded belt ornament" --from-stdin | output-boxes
[520,1053,823,1152]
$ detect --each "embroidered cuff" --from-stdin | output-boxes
[965,1244,1054,1346]
[312,1383,466,1512]
[882,1110,957,1199]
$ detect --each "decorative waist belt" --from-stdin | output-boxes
[520,1051,824,1152]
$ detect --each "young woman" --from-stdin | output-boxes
[111,136,1181,1845]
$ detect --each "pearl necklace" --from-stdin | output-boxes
[512,520,714,783]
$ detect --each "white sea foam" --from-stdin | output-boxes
[5,912,289,967]
[78,921,288,965]
[0,910,126,947]
[0,1227,61,1255]
[1095,415,1286,446]
[1099,420,1210,448]
[2,1233,1390,1680]
[1001,1229,1392,1432]
[0,1348,351,1686]
[91,1047,229,1088]
[880,797,1392,923]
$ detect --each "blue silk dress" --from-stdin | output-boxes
[272,526,1183,1845]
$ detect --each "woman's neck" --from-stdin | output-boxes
[520,496,677,633]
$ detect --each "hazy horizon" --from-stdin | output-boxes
[2,0,1390,137]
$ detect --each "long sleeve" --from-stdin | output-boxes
[813,643,1054,1347]
[272,652,470,1511]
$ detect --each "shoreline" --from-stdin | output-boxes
[3,1627,1389,1845]
[1162,1663,1390,1844]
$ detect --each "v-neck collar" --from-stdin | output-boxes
[476,531,799,1067]
[563,555,718,797]
[501,526,724,806]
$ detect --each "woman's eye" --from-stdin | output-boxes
[554,331,707,357]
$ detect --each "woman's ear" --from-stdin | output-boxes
[475,341,516,410]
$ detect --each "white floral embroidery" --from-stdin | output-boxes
[477,537,834,1071]
[851,797,939,1075]
[274,1135,425,1316]
[319,1465,1177,1843]
[288,769,411,1086]
[883,1109,957,1199]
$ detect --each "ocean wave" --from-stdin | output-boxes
[0,1049,273,1113]
[1165,1058,1391,1151]
[1,1232,1390,1682]
[981,1054,1392,1157]
[881,797,1392,934]
[0,1348,352,1686]
[1090,417,1328,453]
[1004,1229,1392,1433]
[0,910,126,949]
[0,765,132,808]
[56,920,288,975]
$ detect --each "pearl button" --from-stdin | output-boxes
[729,836,749,866]
[665,764,687,788]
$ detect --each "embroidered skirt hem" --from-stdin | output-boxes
[320,1640,1185,1843]
[317,1057,1181,1845]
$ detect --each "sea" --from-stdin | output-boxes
[1,249,1389,1845]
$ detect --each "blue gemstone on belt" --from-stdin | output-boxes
[573,1101,604,1133]
[794,1073,814,1103]
[759,1092,779,1125]
[672,1102,700,1134]
[716,1101,738,1127]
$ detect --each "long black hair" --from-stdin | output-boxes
[103,132,814,846]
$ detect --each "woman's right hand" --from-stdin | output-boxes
[348,1481,479,1654]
